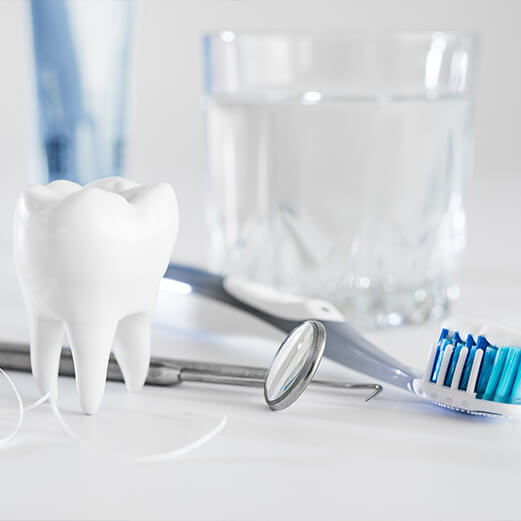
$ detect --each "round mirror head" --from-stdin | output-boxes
[264,320,327,411]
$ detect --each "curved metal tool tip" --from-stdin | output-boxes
[310,379,383,403]
[361,383,383,402]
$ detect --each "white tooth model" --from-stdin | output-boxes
[13,177,179,414]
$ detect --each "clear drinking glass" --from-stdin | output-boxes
[30,0,134,184]
[203,31,477,328]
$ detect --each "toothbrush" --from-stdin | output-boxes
[416,319,521,416]
[164,263,521,417]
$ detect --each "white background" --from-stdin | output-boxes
[1,2,521,520]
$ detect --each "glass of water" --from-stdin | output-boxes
[203,31,477,328]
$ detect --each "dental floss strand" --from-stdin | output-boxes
[0,368,53,446]
[136,414,228,463]
[0,369,227,460]
[48,389,228,461]
[0,368,25,446]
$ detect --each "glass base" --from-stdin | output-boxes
[329,283,458,330]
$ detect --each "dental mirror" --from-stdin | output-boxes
[264,321,326,410]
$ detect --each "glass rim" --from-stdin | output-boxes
[204,29,479,44]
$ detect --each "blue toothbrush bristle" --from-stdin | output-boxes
[459,346,477,390]
[453,331,463,344]
[430,329,521,404]
[439,328,449,341]
[430,338,447,382]
[444,334,468,386]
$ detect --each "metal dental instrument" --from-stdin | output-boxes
[0,321,381,411]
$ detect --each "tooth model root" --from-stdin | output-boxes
[66,321,118,415]
[113,312,151,392]
[30,315,64,399]
[31,312,152,411]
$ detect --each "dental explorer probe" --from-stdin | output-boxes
[0,321,381,410]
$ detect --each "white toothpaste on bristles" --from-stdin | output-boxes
[13,177,179,414]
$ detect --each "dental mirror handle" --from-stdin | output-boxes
[165,263,422,391]
[0,342,381,401]
[0,342,262,387]
[176,369,264,387]
[0,342,266,387]
[0,342,266,386]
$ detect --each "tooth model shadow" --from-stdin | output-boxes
[14,177,179,414]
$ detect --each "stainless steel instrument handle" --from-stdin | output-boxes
[179,369,265,387]
[0,343,269,386]
[0,343,381,401]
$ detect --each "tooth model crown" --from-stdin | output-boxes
[14,177,179,414]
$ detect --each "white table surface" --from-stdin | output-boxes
[1,237,521,521]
